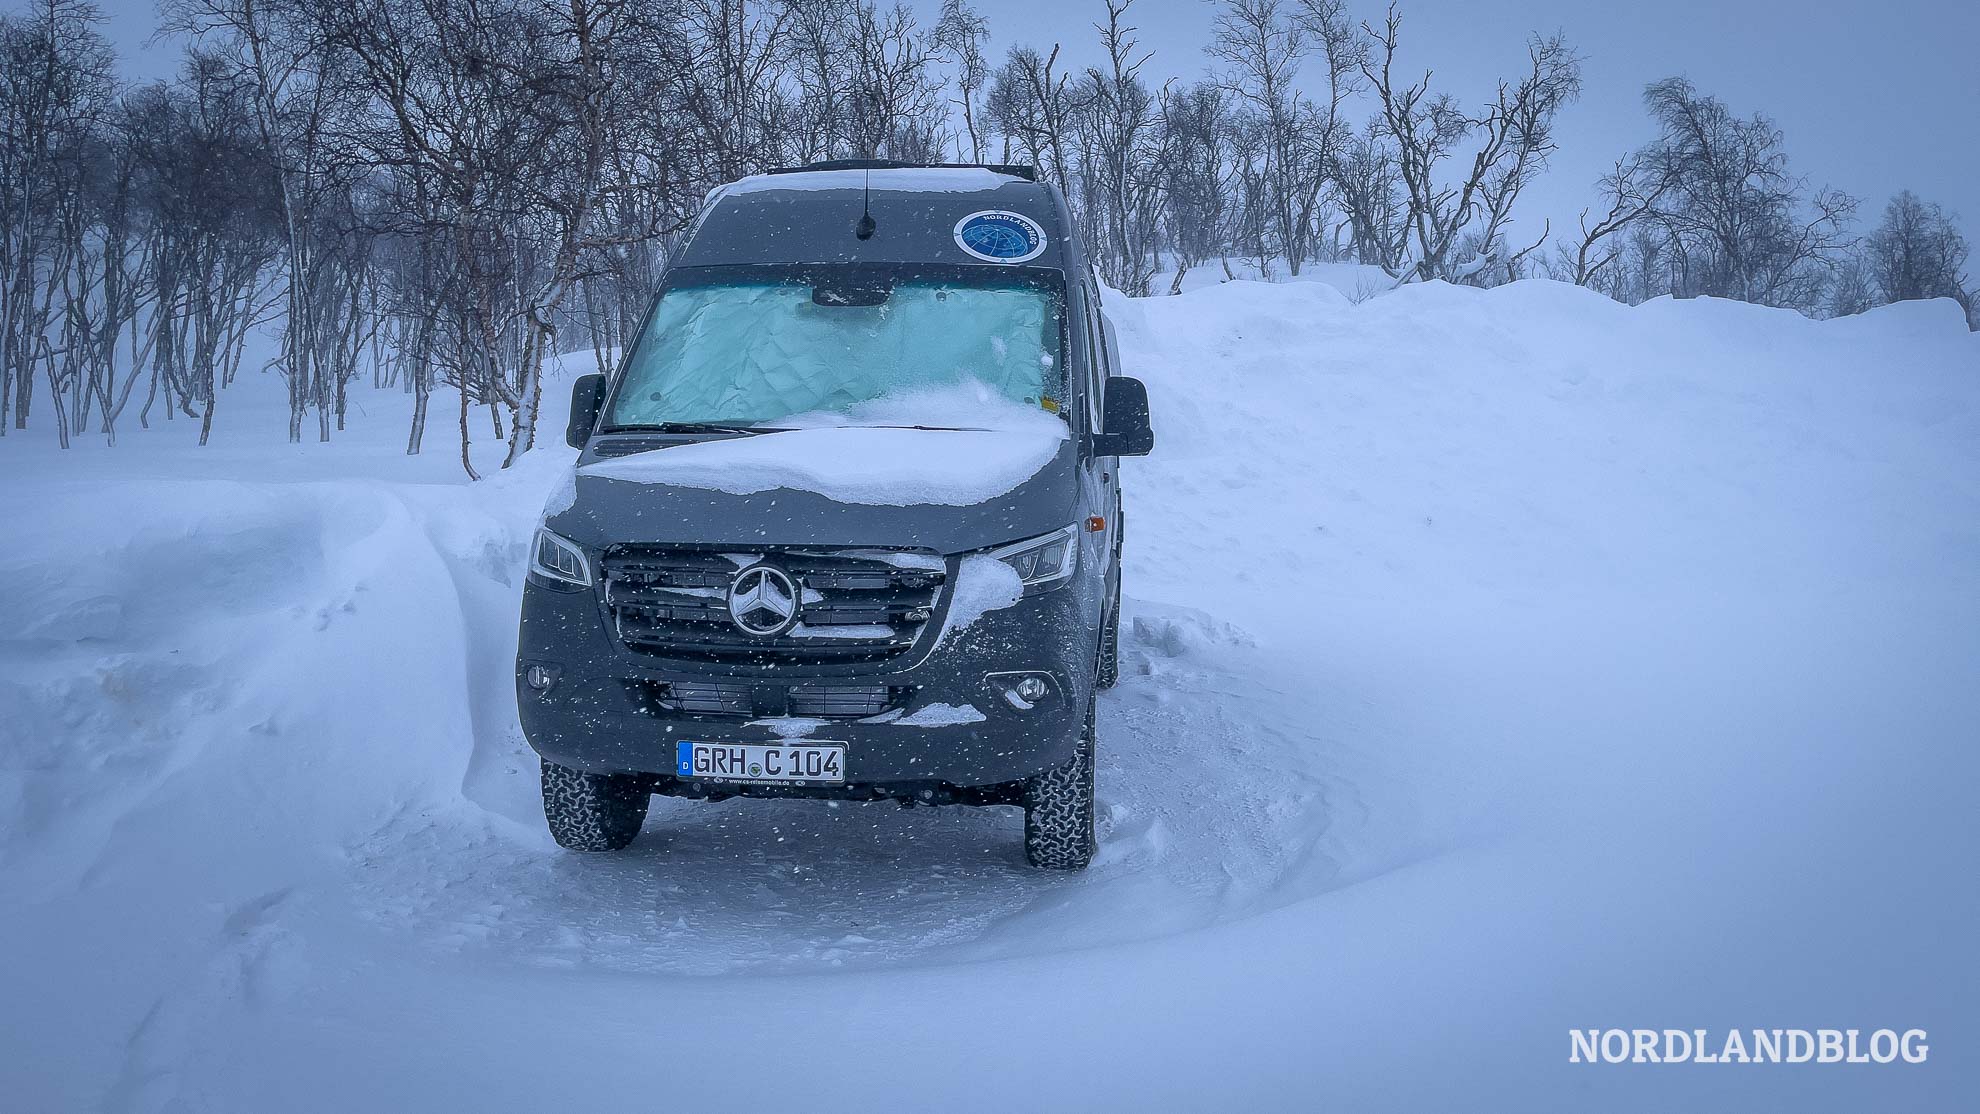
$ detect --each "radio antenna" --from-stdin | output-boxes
[855,163,876,240]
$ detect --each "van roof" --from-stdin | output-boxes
[676,165,1080,273]
[762,158,1039,182]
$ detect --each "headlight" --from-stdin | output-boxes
[988,524,1079,594]
[530,528,591,587]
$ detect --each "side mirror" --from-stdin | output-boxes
[1091,376,1153,457]
[566,373,606,449]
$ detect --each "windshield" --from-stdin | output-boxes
[605,270,1064,430]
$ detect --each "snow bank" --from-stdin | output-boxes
[3,281,1976,1112]
[1150,257,1394,301]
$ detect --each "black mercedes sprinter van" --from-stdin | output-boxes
[517,161,1153,870]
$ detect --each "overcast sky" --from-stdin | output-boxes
[959,0,1980,242]
[92,0,1980,242]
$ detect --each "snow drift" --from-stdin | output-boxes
[2,279,1975,1112]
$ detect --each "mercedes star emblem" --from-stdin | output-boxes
[727,564,799,636]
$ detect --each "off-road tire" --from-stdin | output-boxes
[541,759,650,851]
[1023,706,1097,870]
[1096,596,1121,690]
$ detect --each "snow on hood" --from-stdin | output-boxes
[580,426,1061,507]
[579,387,1068,508]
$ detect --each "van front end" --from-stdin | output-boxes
[515,524,1107,804]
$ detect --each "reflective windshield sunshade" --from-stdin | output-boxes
[608,275,1064,429]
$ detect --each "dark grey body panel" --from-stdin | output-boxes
[678,173,1079,271]
[545,438,1078,555]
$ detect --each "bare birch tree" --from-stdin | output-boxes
[1360,4,1579,284]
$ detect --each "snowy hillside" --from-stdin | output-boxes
[3,280,1976,1110]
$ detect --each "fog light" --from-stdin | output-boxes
[525,664,560,692]
[990,671,1058,711]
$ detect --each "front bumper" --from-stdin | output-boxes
[516,566,1100,791]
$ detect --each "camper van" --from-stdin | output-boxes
[517,161,1154,870]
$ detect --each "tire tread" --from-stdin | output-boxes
[541,759,649,851]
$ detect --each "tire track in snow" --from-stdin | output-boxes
[333,581,1428,976]
[102,887,300,1114]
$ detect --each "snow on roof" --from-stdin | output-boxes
[721,167,1021,197]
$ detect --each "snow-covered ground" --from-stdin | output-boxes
[3,279,1976,1111]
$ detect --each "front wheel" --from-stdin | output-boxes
[541,759,650,851]
[1023,705,1097,870]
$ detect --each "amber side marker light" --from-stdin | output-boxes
[1085,515,1107,532]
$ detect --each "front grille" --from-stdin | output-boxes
[601,546,947,665]
[656,680,753,715]
[624,679,901,719]
[788,683,892,718]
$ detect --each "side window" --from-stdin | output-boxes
[1082,284,1107,434]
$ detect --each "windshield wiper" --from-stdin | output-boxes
[602,422,786,435]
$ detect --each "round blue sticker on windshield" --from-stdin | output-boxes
[954,210,1048,263]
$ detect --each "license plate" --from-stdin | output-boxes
[676,740,846,784]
